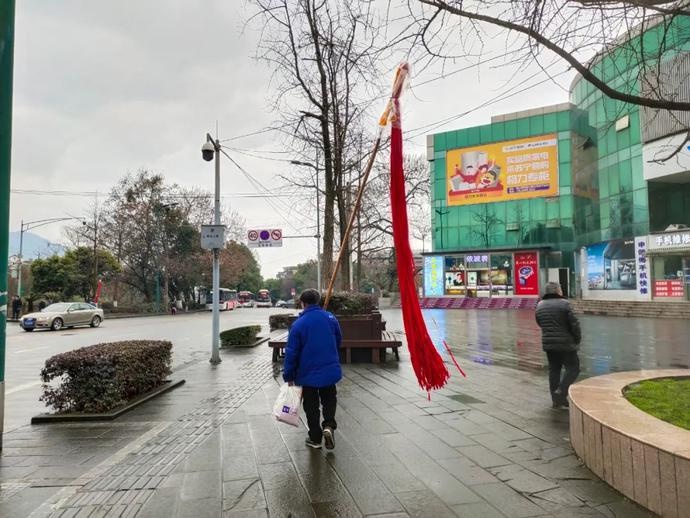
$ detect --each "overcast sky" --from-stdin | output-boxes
[9,0,574,278]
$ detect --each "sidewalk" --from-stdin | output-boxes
[0,340,653,517]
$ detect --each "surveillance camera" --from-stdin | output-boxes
[201,141,215,162]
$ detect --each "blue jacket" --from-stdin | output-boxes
[283,305,342,387]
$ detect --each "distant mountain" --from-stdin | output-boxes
[8,232,66,260]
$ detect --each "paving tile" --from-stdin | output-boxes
[438,457,500,486]
[137,487,180,517]
[450,501,507,518]
[264,478,316,518]
[300,471,351,503]
[180,470,222,501]
[472,483,549,518]
[222,478,265,512]
[258,461,298,490]
[311,498,363,517]
[176,497,222,518]
[489,465,559,494]
[457,446,512,469]
[396,490,457,518]
[223,456,260,482]
[223,509,268,518]
[370,461,427,493]
[596,499,656,518]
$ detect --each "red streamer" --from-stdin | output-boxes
[389,76,450,392]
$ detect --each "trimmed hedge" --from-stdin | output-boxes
[269,314,293,331]
[40,340,172,413]
[323,292,378,316]
[220,325,262,347]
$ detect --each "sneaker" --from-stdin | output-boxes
[305,438,322,449]
[323,427,335,450]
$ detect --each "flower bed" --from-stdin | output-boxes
[40,340,172,413]
[220,325,262,346]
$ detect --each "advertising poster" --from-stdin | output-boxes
[424,256,444,297]
[514,252,539,295]
[444,256,465,295]
[446,134,559,207]
[586,239,636,290]
[654,280,684,298]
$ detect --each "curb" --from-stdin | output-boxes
[31,379,186,424]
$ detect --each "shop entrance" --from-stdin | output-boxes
[651,253,690,301]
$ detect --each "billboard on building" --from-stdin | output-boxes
[446,134,559,206]
[514,252,539,295]
[424,256,444,296]
[585,239,637,291]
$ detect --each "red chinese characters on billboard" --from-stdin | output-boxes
[653,280,684,298]
[514,252,539,296]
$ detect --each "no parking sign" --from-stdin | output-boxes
[247,228,283,248]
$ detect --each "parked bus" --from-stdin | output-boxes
[205,288,238,311]
[238,291,255,308]
[255,289,272,308]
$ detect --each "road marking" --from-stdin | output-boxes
[12,346,50,354]
[6,380,42,395]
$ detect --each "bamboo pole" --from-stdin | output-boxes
[322,135,382,309]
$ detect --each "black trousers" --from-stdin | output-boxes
[302,385,337,443]
[545,350,580,401]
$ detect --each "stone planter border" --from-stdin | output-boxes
[569,369,690,517]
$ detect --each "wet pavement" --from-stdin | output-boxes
[416,309,690,378]
[1,308,683,517]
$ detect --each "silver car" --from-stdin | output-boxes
[20,302,104,332]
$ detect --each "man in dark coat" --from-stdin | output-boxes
[535,282,582,409]
[283,288,342,450]
[11,296,21,320]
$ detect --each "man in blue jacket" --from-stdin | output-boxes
[283,288,342,449]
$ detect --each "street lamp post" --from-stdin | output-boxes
[202,134,222,365]
[16,217,82,298]
[290,159,322,293]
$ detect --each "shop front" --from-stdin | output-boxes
[424,250,542,298]
[647,230,690,301]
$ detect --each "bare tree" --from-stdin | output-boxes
[472,204,504,248]
[250,0,385,289]
[406,1,690,159]
[357,153,431,257]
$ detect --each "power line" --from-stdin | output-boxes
[10,189,298,199]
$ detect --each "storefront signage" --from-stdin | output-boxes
[446,134,559,207]
[653,279,684,298]
[424,256,444,297]
[634,237,650,297]
[514,252,539,296]
[649,232,690,250]
[465,254,489,268]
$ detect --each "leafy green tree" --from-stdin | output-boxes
[31,256,76,300]
[64,247,121,299]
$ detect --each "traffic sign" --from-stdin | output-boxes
[247,228,283,248]
[201,225,226,250]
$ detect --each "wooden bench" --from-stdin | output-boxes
[268,330,402,364]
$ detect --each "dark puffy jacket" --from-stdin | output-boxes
[535,295,582,351]
[283,305,342,388]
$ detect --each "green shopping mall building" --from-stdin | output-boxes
[424,16,690,302]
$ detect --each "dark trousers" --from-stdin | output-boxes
[302,385,337,443]
[12,309,19,319]
[545,350,580,401]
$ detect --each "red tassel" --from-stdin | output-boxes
[390,117,450,392]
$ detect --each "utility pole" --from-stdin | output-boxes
[201,134,222,365]
[0,0,16,451]
[290,158,322,293]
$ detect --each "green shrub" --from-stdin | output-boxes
[220,325,262,346]
[40,340,172,413]
[324,292,378,316]
[269,314,293,331]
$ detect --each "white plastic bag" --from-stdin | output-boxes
[273,383,302,427]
